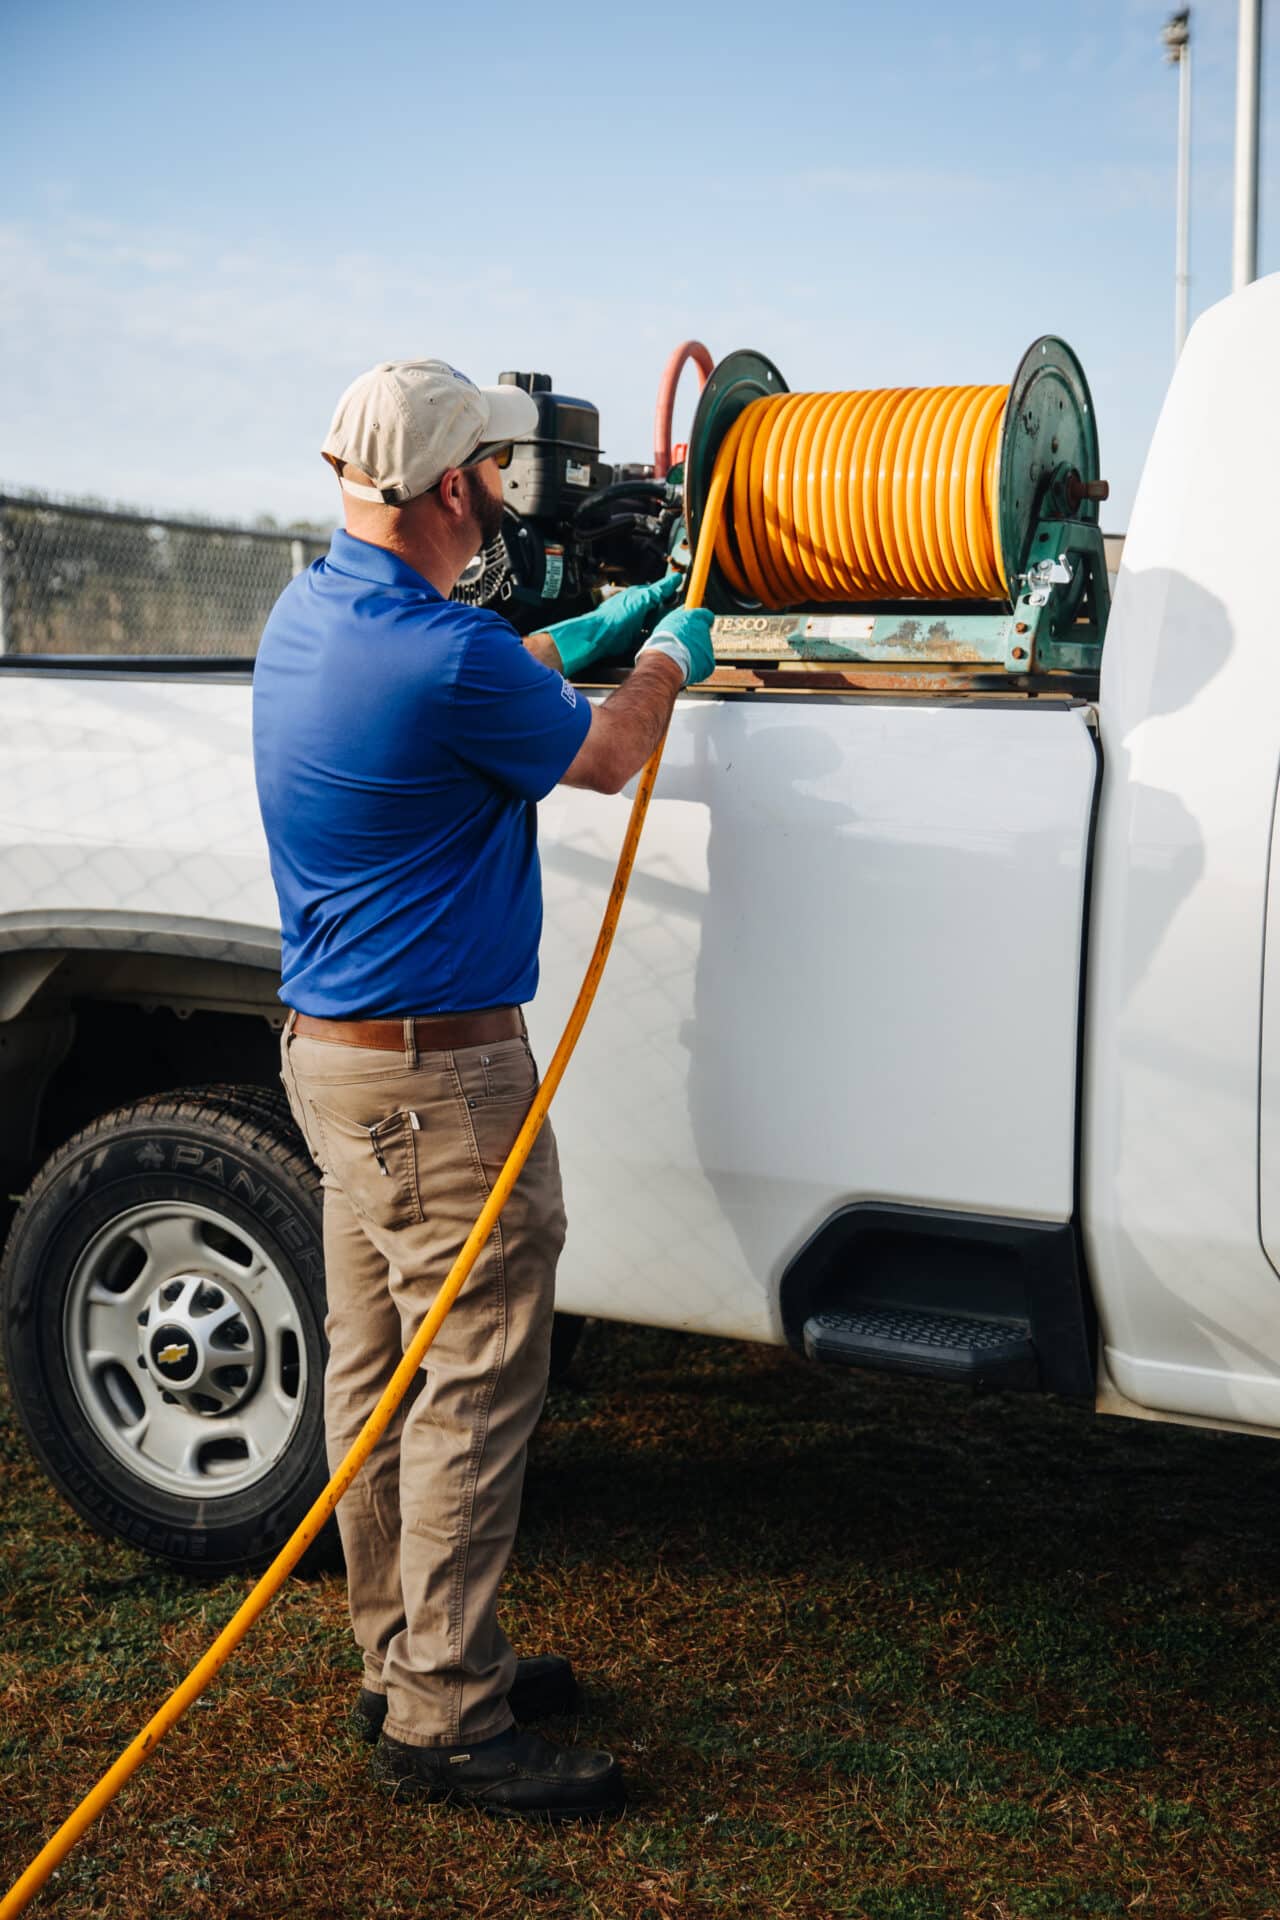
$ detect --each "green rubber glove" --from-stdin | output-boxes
[637,606,716,686]
[543,573,682,676]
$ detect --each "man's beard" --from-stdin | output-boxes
[465,469,505,549]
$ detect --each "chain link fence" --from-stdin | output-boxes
[0,489,1131,662]
[0,491,330,657]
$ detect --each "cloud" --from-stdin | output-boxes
[0,183,1206,531]
[0,211,929,521]
[787,164,1000,202]
[0,216,661,520]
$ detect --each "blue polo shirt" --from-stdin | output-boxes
[252,529,591,1017]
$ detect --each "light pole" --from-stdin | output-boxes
[1162,9,1192,359]
[1233,0,1262,289]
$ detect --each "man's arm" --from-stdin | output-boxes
[524,630,563,672]
[557,653,685,794]
[525,603,715,795]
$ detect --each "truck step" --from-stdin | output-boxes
[803,1305,1038,1390]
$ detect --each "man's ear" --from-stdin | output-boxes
[436,468,468,521]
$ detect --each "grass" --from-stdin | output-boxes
[3,1322,1280,1918]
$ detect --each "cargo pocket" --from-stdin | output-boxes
[309,1101,424,1230]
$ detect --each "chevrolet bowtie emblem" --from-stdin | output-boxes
[157,1343,190,1366]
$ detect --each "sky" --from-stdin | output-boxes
[1,0,1275,530]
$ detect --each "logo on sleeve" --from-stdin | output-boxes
[559,678,578,708]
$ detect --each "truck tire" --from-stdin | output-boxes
[1,1086,333,1573]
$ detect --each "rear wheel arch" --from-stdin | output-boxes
[0,945,286,1190]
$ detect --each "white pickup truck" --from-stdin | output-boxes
[1,276,1276,1573]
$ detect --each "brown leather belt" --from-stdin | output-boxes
[290,1008,522,1052]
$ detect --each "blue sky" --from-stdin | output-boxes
[1,0,1275,527]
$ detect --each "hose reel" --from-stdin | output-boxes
[683,340,1110,679]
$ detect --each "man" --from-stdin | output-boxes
[253,358,713,1821]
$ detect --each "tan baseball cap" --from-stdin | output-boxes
[322,359,539,504]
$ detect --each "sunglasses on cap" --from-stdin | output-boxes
[421,441,515,496]
[460,440,515,472]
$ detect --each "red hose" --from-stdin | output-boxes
[653,339,714,479]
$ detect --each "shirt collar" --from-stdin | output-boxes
[324,528,442,597]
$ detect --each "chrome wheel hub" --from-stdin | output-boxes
[137,1271,263,1415]
[65,1201,307,1499]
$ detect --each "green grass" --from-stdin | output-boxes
[3,1323,1280,1918]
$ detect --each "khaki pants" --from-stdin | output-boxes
[279,1014,565,1748]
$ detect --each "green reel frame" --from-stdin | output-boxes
[683,340,1111,682]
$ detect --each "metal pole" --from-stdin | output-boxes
[0,504,7,654]
[1176,36,1192,354]
[1163,11,1193,360]
[1233,0,1262,290]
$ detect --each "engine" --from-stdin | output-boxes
[451,371,682,634]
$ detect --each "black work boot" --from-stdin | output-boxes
[350,1654,580,1744]
[371,1725,625,1820]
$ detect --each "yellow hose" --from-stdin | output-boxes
[711,385,1009,605]
[0,518,723,1920]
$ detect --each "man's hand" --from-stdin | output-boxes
[536,574,682,677]
[637,607,716,686]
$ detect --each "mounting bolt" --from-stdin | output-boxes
[1011,647,1028,661]
[1015,622,1029,634]
[1065,471,1111,511]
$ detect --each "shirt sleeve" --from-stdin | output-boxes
[449,611,592,801]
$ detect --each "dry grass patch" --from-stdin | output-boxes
[3,1323,1280,1917]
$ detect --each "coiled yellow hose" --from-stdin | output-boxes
[711,385,1009,605]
